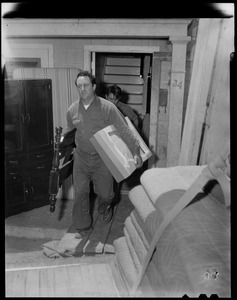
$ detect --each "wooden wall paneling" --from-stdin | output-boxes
[13,67,80,134]
[84,45,161,120]
[156,105,169,168]
[127,94,143,104]
[151,58,171,168]
[106,57,141,66]
[102,55,144,117]
[142,55,151,115]
[103,74,143,85]
[199,18,233,165]
[84,46,160,74]
[178,19,222,166]
[166,36,190,167]
[105,65,141,75]
[103,84,143,95]
[148,53,161,168]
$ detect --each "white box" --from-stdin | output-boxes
[90,121,152,182]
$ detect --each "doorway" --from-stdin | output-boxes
[94,52,153,192]
[84,44,160,122]
[95,52,152,121]
[84,45,172,171]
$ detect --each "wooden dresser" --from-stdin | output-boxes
[5,79,54,217]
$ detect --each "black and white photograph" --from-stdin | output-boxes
[3,2,234,297]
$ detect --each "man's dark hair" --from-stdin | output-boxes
[106,84,122,100]
[75,70,96,86]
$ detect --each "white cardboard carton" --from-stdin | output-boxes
[90,119,152,182]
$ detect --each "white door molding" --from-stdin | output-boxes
[84,45,160,72]
[2,43,54,67]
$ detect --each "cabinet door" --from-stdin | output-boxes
[27,159,52,208]
[5,166,28,217]
[4,80,26,155]
[24,80,53,152]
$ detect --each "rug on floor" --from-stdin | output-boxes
[42,203,117,258]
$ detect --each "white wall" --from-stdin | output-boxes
[5,38,171,69]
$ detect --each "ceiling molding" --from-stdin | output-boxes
[3,18,193,38]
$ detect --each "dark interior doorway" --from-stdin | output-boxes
[95,52,152,119]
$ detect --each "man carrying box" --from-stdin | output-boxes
[66,71,143,239]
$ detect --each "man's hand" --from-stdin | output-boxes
[134,154,143,168]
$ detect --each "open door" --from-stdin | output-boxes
[94,52,151,119]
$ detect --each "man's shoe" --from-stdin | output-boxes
[75,226,93,239]
[101,204,114,224]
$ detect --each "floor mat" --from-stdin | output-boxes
[74,205,118,256]
[42,202,118,258]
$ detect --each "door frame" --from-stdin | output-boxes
[3,43,54,67]
[84,45,160,73]
[84,45,161,167]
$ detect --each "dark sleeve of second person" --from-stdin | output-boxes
[116,101,139,128]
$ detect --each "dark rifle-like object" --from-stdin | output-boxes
[49,127,62,213]
[48,127,76,213]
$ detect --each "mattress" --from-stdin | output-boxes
[140,165,206,206]
[120,166,230,297]
[153,191,229,296]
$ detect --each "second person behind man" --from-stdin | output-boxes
[105,84,139,129]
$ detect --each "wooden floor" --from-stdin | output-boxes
[6,257,127,297]
[5,189,135,297]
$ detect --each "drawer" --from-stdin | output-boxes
[5,166,24,183]
[29,149,53,163]
[27,160,52,179]
[5,154,26,168]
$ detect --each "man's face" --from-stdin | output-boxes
[106,93,118,105]
[76,76,95,101]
